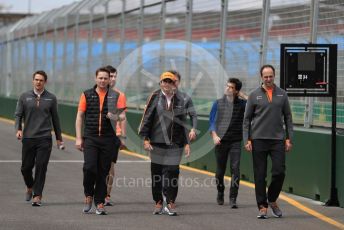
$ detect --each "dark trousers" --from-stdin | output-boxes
[215,141,241,199]
[151,163,180,204]
[252,139,285,208]
[83,136,117,205]
[150,144,183,204]
[21,137,52,197]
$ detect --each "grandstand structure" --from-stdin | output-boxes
[0,0,343,128]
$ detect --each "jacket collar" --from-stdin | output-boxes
[93,84,109,95]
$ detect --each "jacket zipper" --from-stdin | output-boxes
[265,91,272,103]
[170,96,174,144]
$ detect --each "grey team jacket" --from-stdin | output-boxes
[15,89,62,140]
[243,85,293,144]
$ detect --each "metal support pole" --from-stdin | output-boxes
[102,1,109,65]
[160,0,166,73]
[5,30,12,96]
[14,33,20,94]
[138,0,144,66]
[259,0,270,71]
[325,45,339,207]
[185,0,192,90]
[325,87,339,206]
[62,16,69,101]
[18,29,24,92]
[304,0,319,128]
[42,25,47,71]
[52,21,57,94]
[136,0,144,109]
[25,28,30,87]
[87,7,94,75]
[219,0,228,94]
[73,13,80,98]
[33,25,38,70]
[120,0,126,63]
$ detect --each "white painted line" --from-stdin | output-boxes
[0,160,150,163]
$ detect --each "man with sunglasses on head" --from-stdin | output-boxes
[139,71,192,216]
[15,70,63,207]
[167,70,197,142]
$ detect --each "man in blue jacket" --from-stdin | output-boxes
[209,78,247,208]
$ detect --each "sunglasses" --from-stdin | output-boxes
[162,78,174,84]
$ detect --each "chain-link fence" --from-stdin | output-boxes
[0,0,343,128]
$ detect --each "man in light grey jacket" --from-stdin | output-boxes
[243,64,293,219]
[15,70,63,206]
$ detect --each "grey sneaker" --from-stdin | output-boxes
[153,200,163,215]
[257,206,268,219]
[32,196,41,207]
[164,202,177,216]
[229,198,238,209]
[217,192,224,205]
[83,196,93,213]
[269,202,282,217]
[25,188,32,202]
[95,203,107,215]
[104,196,113,206]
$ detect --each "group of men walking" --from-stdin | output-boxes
[14,64,293,219]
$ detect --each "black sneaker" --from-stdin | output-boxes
[153,200,163,215]
[83,196,93,213]
[95,203,107,215]
[229,198,238,209]
[257,206,268,219]
[217,192,224,205]
[269,202,282,217]
[32,196,41,207]
[25,188,32,202]
[164,202,177,216]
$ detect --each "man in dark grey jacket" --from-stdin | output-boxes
[15,70,63,207]
[139,71,193,216]
[243,64,293,219]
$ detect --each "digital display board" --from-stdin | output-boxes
[280,44,337,97]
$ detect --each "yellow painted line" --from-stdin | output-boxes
[1,116,343,229]
[178,162,344,229]
[280,194,344,229]
[121,149,344,229]
[61,133,76,141]
[0,117,14,124]
[0,117,76,141]
[121,149,150,161]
